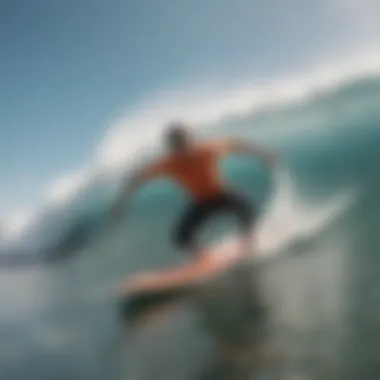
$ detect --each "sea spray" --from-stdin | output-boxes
[256,169,357,256]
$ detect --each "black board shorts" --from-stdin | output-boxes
[173,191,256,252]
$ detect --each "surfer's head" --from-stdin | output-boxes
[164,121,193,154]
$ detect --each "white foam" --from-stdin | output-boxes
[45,168,92,206]
[255,170,356,256]
[0,168,99,243]
[0,210,36,244]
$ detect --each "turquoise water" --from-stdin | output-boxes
[1,75,380,379]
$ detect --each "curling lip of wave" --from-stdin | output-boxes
[97,51,380,171]
[3,51,380,244]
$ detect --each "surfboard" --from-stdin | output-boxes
[119,238,250,322]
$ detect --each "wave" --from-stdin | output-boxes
[97,51,380,171]
[2,52,380,252]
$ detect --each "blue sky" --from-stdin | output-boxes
[0,0,379,231]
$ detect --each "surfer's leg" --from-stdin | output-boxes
[173,199,216,259]
[173,193,255,259]
[223,192,256,254]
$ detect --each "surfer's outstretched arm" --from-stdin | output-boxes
[110,161,168,220]
[213,139,279,167]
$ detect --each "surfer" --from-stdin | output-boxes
[110,121,279,262]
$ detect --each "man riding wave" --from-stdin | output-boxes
[110,121,279,263]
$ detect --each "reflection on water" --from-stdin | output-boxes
[3,213,380,380]
[194,263,277,380]
[118,233,347,380]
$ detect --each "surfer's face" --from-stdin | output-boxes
[165,124,193,154]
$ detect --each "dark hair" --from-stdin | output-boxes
[165,121,189,148]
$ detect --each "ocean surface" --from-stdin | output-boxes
[1,74,380,380]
